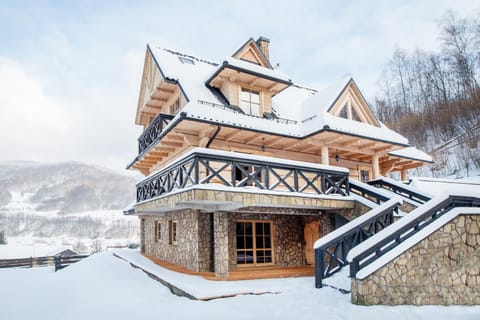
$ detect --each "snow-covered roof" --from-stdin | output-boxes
[388,147,433,163]
[147,44,423,148]
[409,176,480,197]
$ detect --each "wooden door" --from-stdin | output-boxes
[304,221,320,265]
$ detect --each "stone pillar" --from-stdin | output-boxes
[213,211,229,279]
[400,169,408,181]
[321,146,329,165]
[372,154,380,179]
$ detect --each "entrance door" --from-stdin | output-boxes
[304,221,320,265]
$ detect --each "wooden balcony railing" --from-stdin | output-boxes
[136,149,350,202]
[138,113,174,154]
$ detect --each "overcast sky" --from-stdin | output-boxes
[0,0,478,174]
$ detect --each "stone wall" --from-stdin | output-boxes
[142,209,202,272]
[351,214,480,305]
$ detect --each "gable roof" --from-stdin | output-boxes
[231,37,273,69]
[142,43,432,158]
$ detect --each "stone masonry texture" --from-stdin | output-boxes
[351,214,480,305]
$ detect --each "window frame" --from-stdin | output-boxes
[235,220,274,267]
[154,221,161,242]
[239,87,261,116]
[169,220,178,245]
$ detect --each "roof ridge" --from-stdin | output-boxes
[160,48,219,66]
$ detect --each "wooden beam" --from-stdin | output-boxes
[372,145,393,153]
[223,129,243,141]
[341,138,360,147]
[163,141,183,147]
[244,134,262,145]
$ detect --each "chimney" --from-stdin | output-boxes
[256,36,270,61]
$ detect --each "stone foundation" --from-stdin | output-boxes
[351,214,480,305]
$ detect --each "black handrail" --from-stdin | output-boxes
[349,195,480,278]
[349,179,390,204]
[136,151,350,202]
[314,199,399,288]
[138,113,174,154]
[367,178,431,204]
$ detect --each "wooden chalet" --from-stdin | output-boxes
[127,37,433,279]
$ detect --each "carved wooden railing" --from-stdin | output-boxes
[314,197,400,288]
[136,150,350,202]
[138,113,174,154]
[348,195,480,279]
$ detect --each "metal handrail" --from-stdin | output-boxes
[367,178,431,204]
[314,198,400,288]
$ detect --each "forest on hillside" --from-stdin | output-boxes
[374,11,480,177]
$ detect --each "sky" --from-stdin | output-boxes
[0,0,478,175]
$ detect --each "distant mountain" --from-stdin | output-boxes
[0,161,136,213]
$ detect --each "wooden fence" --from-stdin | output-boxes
[0,254,90,271]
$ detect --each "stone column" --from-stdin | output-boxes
[400,169,408,181]
[321,146,329,165]
[213,211,229,279]
[372,154,380,179]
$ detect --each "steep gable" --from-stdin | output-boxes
[232,38,272,69]
[328,79,380,127]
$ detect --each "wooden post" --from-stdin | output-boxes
[372,154,380,179]
[401,169,408,181]
[321,146,329,165]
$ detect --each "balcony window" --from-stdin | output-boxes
[240,88,260,116]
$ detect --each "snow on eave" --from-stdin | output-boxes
[355,206,480,280]
[388,146,433,163]
[206,57,292,86]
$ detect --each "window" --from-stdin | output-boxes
[235,164,263,187]
[236,221,273,266]
[170,99,180,114]
[240,88,260,116]
[154,221,161,242]
[169,220,178,245]
[178,56,195,65]
[360,168,370,183]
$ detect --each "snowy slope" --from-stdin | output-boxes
[0,251,478,320]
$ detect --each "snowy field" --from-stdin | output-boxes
[1,251,479,320]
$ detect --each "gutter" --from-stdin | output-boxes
[205,125,221,148]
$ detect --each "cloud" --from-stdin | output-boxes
[0,58,73,159]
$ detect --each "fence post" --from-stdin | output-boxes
[315,248,323,288]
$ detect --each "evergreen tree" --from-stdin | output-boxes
[0,230,7,245]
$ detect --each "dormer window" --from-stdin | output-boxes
[179,57,194,65]
[240,88,260,116]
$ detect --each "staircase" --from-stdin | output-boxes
[314,177,479,288]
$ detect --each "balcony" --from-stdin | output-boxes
[136,148,350,203]
[138,113,174,154]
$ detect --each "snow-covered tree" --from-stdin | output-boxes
[0,230,7,245]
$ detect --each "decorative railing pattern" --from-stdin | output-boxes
[367,178,431,204]
[349,179,390,204]
[136,151,350,202]
[314,198,400,288]
[138,113,174,154]
[348,195,480,279]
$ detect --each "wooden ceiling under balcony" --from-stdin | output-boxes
[130,119,424,176]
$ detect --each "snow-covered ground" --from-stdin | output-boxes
[0,251,479,320]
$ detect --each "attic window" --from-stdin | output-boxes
[179,57,195,65]
[240,88,260,116]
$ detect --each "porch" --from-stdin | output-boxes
[144,254,314,281]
